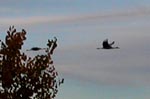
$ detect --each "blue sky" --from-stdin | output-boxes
[0,0,150,99]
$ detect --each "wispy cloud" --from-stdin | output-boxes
[0,7,150,26]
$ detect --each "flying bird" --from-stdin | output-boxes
[97,39,119,49]
[26,47,47,51]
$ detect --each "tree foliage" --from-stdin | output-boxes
[0,26,63,99]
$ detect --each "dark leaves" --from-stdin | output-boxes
[47,37,57,54]
[0,26,63,99]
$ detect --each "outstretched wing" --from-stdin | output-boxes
[110,41,115,45]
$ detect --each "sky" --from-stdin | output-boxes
[0,0,150,99]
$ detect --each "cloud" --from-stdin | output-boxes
[0,7,150,26]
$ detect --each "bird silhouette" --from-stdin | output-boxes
[26,47,46,51]
[97,39,119,49]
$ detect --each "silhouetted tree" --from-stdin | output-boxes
[0,26,63,99]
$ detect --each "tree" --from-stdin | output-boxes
[0,26,63,99]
